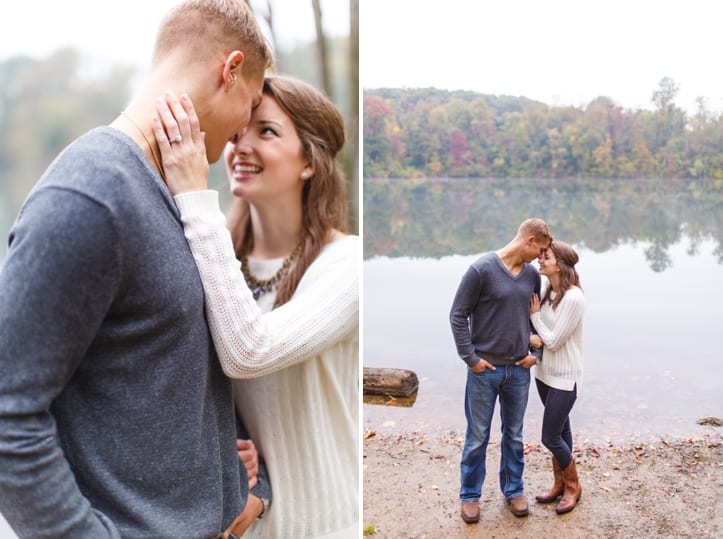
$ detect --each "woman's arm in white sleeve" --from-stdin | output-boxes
[530,289,584,352]
[174,190,359,379]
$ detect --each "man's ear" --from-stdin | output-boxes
[222,50,245,92]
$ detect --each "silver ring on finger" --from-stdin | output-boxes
[170,134,183,144]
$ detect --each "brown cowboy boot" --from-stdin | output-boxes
[535,457,564,503]
[556,459,582,514]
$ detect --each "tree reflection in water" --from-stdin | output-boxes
[363,178,722,442]
[363,177,722,271]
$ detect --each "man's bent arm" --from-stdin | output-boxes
[0,188,120,538]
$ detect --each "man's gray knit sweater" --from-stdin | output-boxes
[0,128,245,538]
[450,252,541,367]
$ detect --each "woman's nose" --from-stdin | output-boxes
[230,131,251,154]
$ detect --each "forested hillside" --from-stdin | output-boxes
[363,79,723,180]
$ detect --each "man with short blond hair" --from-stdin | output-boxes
[0,2,271,537]
[450,218,552,523]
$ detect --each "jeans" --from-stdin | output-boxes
[536,378,577,469]
[460,365,530,501]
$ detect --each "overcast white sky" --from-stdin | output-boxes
[6,1,719,115]
[361,0,723,114]
[0,1,348,70]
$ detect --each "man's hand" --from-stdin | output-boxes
[515,354,538,369]
[470,358,496,373]
[220,495,264,539]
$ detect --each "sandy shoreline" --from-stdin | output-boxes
[363,429,722,538]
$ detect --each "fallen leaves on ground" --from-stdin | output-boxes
[364,430,723,538]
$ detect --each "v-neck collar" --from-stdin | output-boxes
[494,252,525,279]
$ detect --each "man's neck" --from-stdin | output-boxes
[110,87,165,178]
[495,242,525,276]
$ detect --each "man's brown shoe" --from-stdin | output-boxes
[508,495,529,517]
[461,501,480,523]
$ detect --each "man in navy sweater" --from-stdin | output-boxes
[0,2,271,537]
[450,218,552,523]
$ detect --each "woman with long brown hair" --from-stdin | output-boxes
[152,75,358,538]
[529,241,585,515]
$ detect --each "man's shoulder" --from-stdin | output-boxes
[470,251,496,269]
[15,128,164,243]
[34,127,155,207]
[43,127,140,184]
[522,261,541,278]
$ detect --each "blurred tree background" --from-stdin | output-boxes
[0,0,359,262]
[363,79,723,181]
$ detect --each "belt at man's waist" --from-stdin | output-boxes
[476,351,528,365]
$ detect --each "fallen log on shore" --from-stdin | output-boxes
[363,367,419,397]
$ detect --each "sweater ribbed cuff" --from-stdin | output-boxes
[462,354,479,368]
[173,190,220,219]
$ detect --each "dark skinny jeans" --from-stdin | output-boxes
[536,378,577,469]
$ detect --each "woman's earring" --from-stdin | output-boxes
[301,171,309,179]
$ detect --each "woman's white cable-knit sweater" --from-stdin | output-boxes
[530,283,585,391]
[174,190,359,538]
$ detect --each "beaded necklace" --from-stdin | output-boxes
[241,242,303,300]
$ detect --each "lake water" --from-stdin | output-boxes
[363,177,723,444]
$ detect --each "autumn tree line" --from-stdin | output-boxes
[363,78,723,180]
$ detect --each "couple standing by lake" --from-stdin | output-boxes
[0,1,358,538]
[450,218,585,523]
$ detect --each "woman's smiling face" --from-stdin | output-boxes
[225,94,310,202]
[537,248,558,276]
